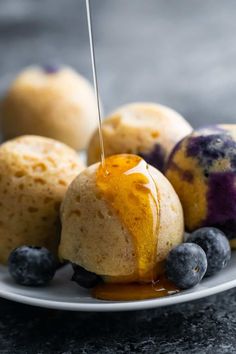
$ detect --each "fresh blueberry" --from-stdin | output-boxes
[8,246,57,286]
[42,63,60,74]
[140,143,166,172]
[187,227,231,276]
[166,243,207,289]
[71,264,102,288]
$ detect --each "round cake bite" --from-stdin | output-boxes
[0,135,84,264]
[59,154,184,283]
[166,125,236,246]
[88,103,192,172]
[1,66,99,150]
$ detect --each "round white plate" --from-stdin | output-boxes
[0,252,235,312]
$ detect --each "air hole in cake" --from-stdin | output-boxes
[54,202,60,212]
[70,210,81,218]
[44,197,53,204]
[34,178,46,185]
[71,162,78,169]
[19,184,24,190]
[76,196,80,203]
[17,195,23,202]
[110,115,121,129]
[15,171,25,178]
[151,131,159,139]
[97,211,104,219]
[28,207,38,213]
[33,163,47,172]
[46,156,57,166]
[95,193,102,200]
[59,180,66,186]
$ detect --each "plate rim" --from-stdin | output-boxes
[0,277,235,312]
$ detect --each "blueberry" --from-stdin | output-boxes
[71,264,102,288]
[166,243,207,289]
[187,227,231,276]
[42,63,60,74]
[140,143,166,172]
[8,246,57,286]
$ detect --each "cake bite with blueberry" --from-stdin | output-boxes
[59,154,184,300]
[1,65,99,150]
[0,135,83,264]
[166,125,236,247]
[88,103,192,172]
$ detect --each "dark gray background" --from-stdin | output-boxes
[1,0,236,126]
[1,0,236,353]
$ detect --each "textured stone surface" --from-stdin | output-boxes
[1,0,236,352]
[0,291,236,354]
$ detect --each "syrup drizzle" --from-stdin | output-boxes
[96,155,159,281]
[85,3,179,300]
[94,155,179,300]
[85,0,105,166]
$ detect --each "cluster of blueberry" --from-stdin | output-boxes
[166,227,231,289]
[8,227,231,290]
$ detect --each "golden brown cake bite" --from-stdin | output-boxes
[0,135,84,264]
[88,103,192,172]
[1,66,99,150]
[59,154,184,282]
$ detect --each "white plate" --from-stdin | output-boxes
[0,252,235,312]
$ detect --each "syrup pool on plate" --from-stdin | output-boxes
[92,276,179,301]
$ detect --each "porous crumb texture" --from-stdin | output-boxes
[0,135,84,264]
[59,161,184,281]
[1,67,99,150]
[87,102,192,167]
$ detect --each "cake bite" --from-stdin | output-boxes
[59,154,184,300]
[88,103,192,172]
[0,135,84,264]
[166,125,236,247]
[1,66,99,150]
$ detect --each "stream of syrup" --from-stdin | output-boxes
[85,0,105,166]
[85,1,179,300]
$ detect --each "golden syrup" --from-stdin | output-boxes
[92,276,179,301]
[85,2,179,301]
[96,154,159,281]
[93,154,179,300]
[86,0,105,166]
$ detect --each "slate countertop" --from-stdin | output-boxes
[0,0,236,353]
